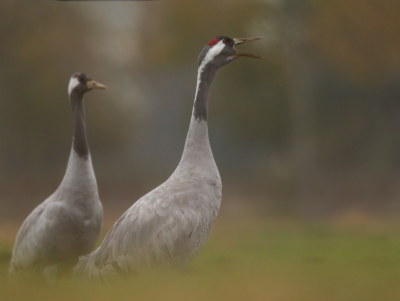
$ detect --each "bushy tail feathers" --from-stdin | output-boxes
[73,249,100,280]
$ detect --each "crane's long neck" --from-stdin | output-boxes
[57,91,98,199]
[192,64,217,122]
[70,91,89,158]
[177,64,218,171]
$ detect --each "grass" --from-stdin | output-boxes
[1,213,400,301]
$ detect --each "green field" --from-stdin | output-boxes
[1,214,400,301]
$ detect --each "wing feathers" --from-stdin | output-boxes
[76,182,221,280]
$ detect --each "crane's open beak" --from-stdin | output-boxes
[232,37,264,59]
[87,79,107,90]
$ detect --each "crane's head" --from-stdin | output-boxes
[68,72,107,95]
[198,36,264,69]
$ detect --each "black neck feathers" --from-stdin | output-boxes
[193,65,217,122]
[70,91,89,159]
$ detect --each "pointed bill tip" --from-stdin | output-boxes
[232,37,264,59]
[233,37,265,45]
[87,80,107,90]
[232,51,265,59]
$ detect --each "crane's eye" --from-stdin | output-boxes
[223,39,227,44]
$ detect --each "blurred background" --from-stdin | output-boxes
[2,0,400,221]
[2,0,400,299]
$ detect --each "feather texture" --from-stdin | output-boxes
[9,152,103,282]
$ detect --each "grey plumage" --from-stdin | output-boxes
[9,73,106,283]
[74,36,263,280]
[75,118,221,280]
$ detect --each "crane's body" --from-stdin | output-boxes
[75,114,222,279]
[75,36,263,280]
[9,73,106,283]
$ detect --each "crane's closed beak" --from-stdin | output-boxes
[87,80,107,90]
[232,37,264,59]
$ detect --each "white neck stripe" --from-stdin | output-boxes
[195,40,225,101]
[68,77,80,95]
